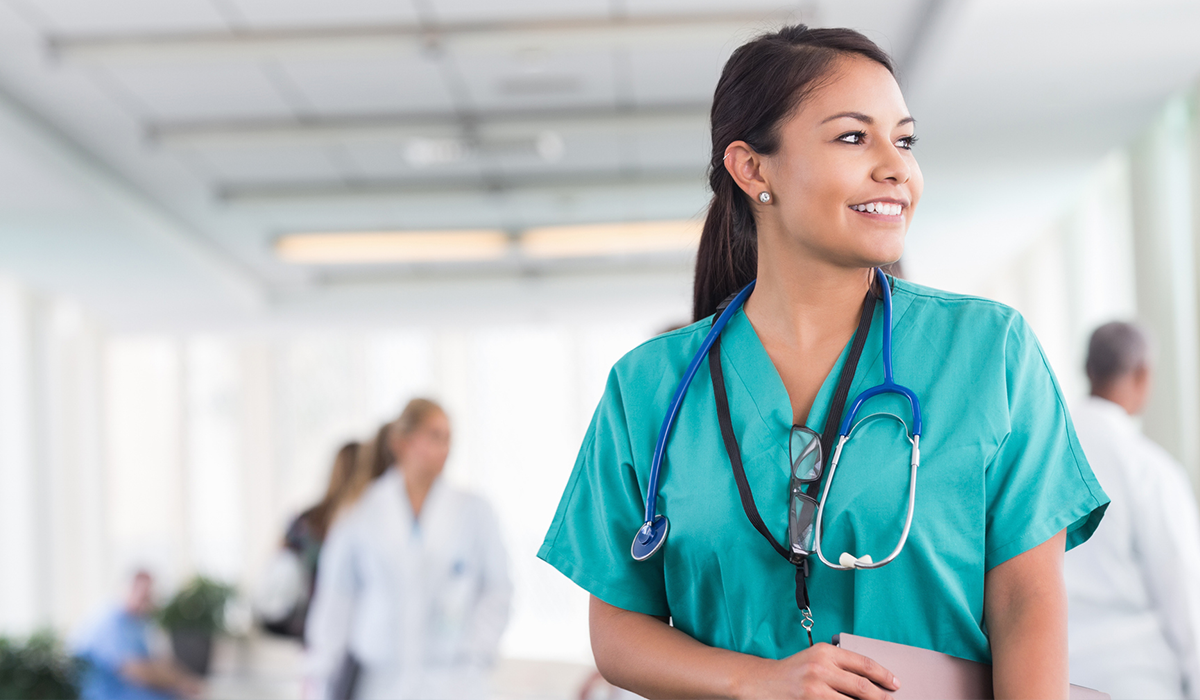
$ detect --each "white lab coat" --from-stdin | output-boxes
[305,469,512,700]
[1065,396,1200,700]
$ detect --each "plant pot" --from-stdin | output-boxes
[169,629,213,676]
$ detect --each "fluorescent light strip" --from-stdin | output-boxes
[521,220,701,259]
[275,230,510,264]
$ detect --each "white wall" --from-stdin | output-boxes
[0,270,687,666]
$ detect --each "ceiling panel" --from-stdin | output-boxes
[430,0,609,23]
[0,19,214,209]
[625,0,806,15]
[632,127,709,171]
[816,0,924,61]
[912,0,1200,165]
[627,45,727,105]
[12,0,230,34]
[339,141,485,180]
[504,179,708,228]
[194,143,343,183]
[0,134,91,209]
[453,47,618,111]
[228,0,420,29]
[103,61,296,120]
[278,55,455,116]
[4,0,1200,326]
[494,131,626,175]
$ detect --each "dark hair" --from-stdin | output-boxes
[368,421,395,479]
[1086,321,1151,391]
[309,441,361,540]
[693,25,895,321]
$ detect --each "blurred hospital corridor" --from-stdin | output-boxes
[3,1,1200,699]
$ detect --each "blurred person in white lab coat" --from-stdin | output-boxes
[1066,322,1200,699]
[305,398,512,700]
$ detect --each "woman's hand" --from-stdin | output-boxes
[591,595,897,699]
[734,642,899,700]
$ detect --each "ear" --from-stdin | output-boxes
[723,141,771,203]
[388,433,405,461]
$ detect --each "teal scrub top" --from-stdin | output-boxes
[538,279,1109,664]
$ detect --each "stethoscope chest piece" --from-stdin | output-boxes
[631,514,669,561]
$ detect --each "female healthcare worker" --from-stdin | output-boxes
[306,399,512,699]
[538,25,1108,700]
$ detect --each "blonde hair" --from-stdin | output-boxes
[334,399,447,517]
[389,398,446,446]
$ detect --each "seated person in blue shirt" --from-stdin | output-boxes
[72,570,203,700]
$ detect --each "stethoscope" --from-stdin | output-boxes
[631,267,923,571]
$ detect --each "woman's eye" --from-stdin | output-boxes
[837,131,865,144]
[896,135,919,150]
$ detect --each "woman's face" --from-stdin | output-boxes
[757,55,922,267]
[396,410,451,480]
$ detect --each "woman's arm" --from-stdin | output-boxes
[590,595,899,700]
[985,529,1068,699]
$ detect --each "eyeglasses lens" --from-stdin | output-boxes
[788,490,818,558]
[790,427,822,482]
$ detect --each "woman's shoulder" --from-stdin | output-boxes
[894,277,1018,315]
[334,471,397,528]
[893,278,1030,336]
[611,319,712,379]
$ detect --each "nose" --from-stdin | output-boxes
[871,140,911,184]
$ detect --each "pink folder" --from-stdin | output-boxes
[834,633,1109,700]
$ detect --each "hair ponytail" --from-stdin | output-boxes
[693,163,758,322]
[692,24,894,321]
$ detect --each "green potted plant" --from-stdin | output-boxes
[0,630,81,699]
[156,576,235,676]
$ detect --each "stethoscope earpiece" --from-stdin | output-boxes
[838,552,874,569]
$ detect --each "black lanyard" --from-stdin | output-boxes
[707,285,879,629]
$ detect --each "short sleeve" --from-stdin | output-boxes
[538,368,670,617]
[984,316,1109,570]
[76,612,147,671]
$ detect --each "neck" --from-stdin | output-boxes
[401,466,437,517]
[744,253,874,349]
[1092,386,1140,417]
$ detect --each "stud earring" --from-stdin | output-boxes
[759,192,771,204]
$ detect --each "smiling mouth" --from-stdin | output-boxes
[849,201,905,216]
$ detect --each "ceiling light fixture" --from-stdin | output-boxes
[405,137,469,168]
[275,230,510,264]
[521,220,701,259]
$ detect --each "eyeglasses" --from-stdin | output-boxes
[787,426,824,564]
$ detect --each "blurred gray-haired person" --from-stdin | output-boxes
[1066,321,1200,699]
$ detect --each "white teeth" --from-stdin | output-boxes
[852,202,903,215]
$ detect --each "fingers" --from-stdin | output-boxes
[825,667,896,700]
[832,648,899,692]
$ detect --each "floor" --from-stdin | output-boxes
[201,633,610,700]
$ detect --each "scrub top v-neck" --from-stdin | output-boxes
[538,278,1108,664]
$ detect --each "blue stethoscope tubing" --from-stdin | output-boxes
[631,279,757,561]
[631,267,923,569]
[815,268,922,571]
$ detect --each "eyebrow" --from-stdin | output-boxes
[821,112,916,127]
